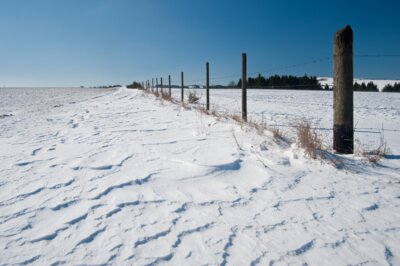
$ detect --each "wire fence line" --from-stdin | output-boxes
[141,89,398,152]
[149,53,399,86]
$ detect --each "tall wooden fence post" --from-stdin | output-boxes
[181,72,184,103]
[333,25,353,154]
[168,75,171,97]
[161,77,163,96]
[242,53,247,122]
[206,62,210,110]
[152,78,154,93]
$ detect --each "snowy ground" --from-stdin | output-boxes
[0,87,399,265]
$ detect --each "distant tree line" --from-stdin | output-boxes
[382,82,400,92]
[236,74,323,90]
[92,85,122,89]
[231,74,400,92]
[82,85,121,89]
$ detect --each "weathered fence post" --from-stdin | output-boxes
[152,78,154,93]
[333,25,354,154]
[156,78,159,94]
[168,75,171,97]
[161,77,163,96]
[206,62,210,110]
[181,72,184,103]
[242,53,247,122]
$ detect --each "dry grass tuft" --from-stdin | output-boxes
[296,120,322,159]
[231,114,243,124]
[356,135,389,164]
[248,117,267,135]
[160,92,172,101]
[195,105,210,115]
[209,109,218,117]
[271,127,283,142]
[188,90,200,104]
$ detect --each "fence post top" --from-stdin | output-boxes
[335,25,353,43]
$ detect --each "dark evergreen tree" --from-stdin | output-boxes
[353,82,378,92]
[382,82,400,92]
[127,81,143,89]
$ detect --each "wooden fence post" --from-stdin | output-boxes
[161,77,163,96]
[168,75,171,97]
[242,53,247,122]
[206,62,210,110]
[152,78,154,93]
[181,72,184,103]
[156,78,158,94]
[333,25,354,154]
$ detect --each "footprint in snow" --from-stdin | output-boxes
[68,119,78,128]
[363,203,379,212]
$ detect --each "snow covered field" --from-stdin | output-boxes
[0,87,399,265]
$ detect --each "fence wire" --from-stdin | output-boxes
[147,53,400,86]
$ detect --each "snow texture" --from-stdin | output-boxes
[0,87,399,265]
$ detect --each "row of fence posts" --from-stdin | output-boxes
[142,25,354,154]
[145,75,173,98]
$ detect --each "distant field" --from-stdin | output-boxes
[0,87,115,116]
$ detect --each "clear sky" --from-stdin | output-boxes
[0,0,399,87]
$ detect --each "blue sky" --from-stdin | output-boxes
[0,0,399,87]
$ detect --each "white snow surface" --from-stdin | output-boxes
[0,87,399,265]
